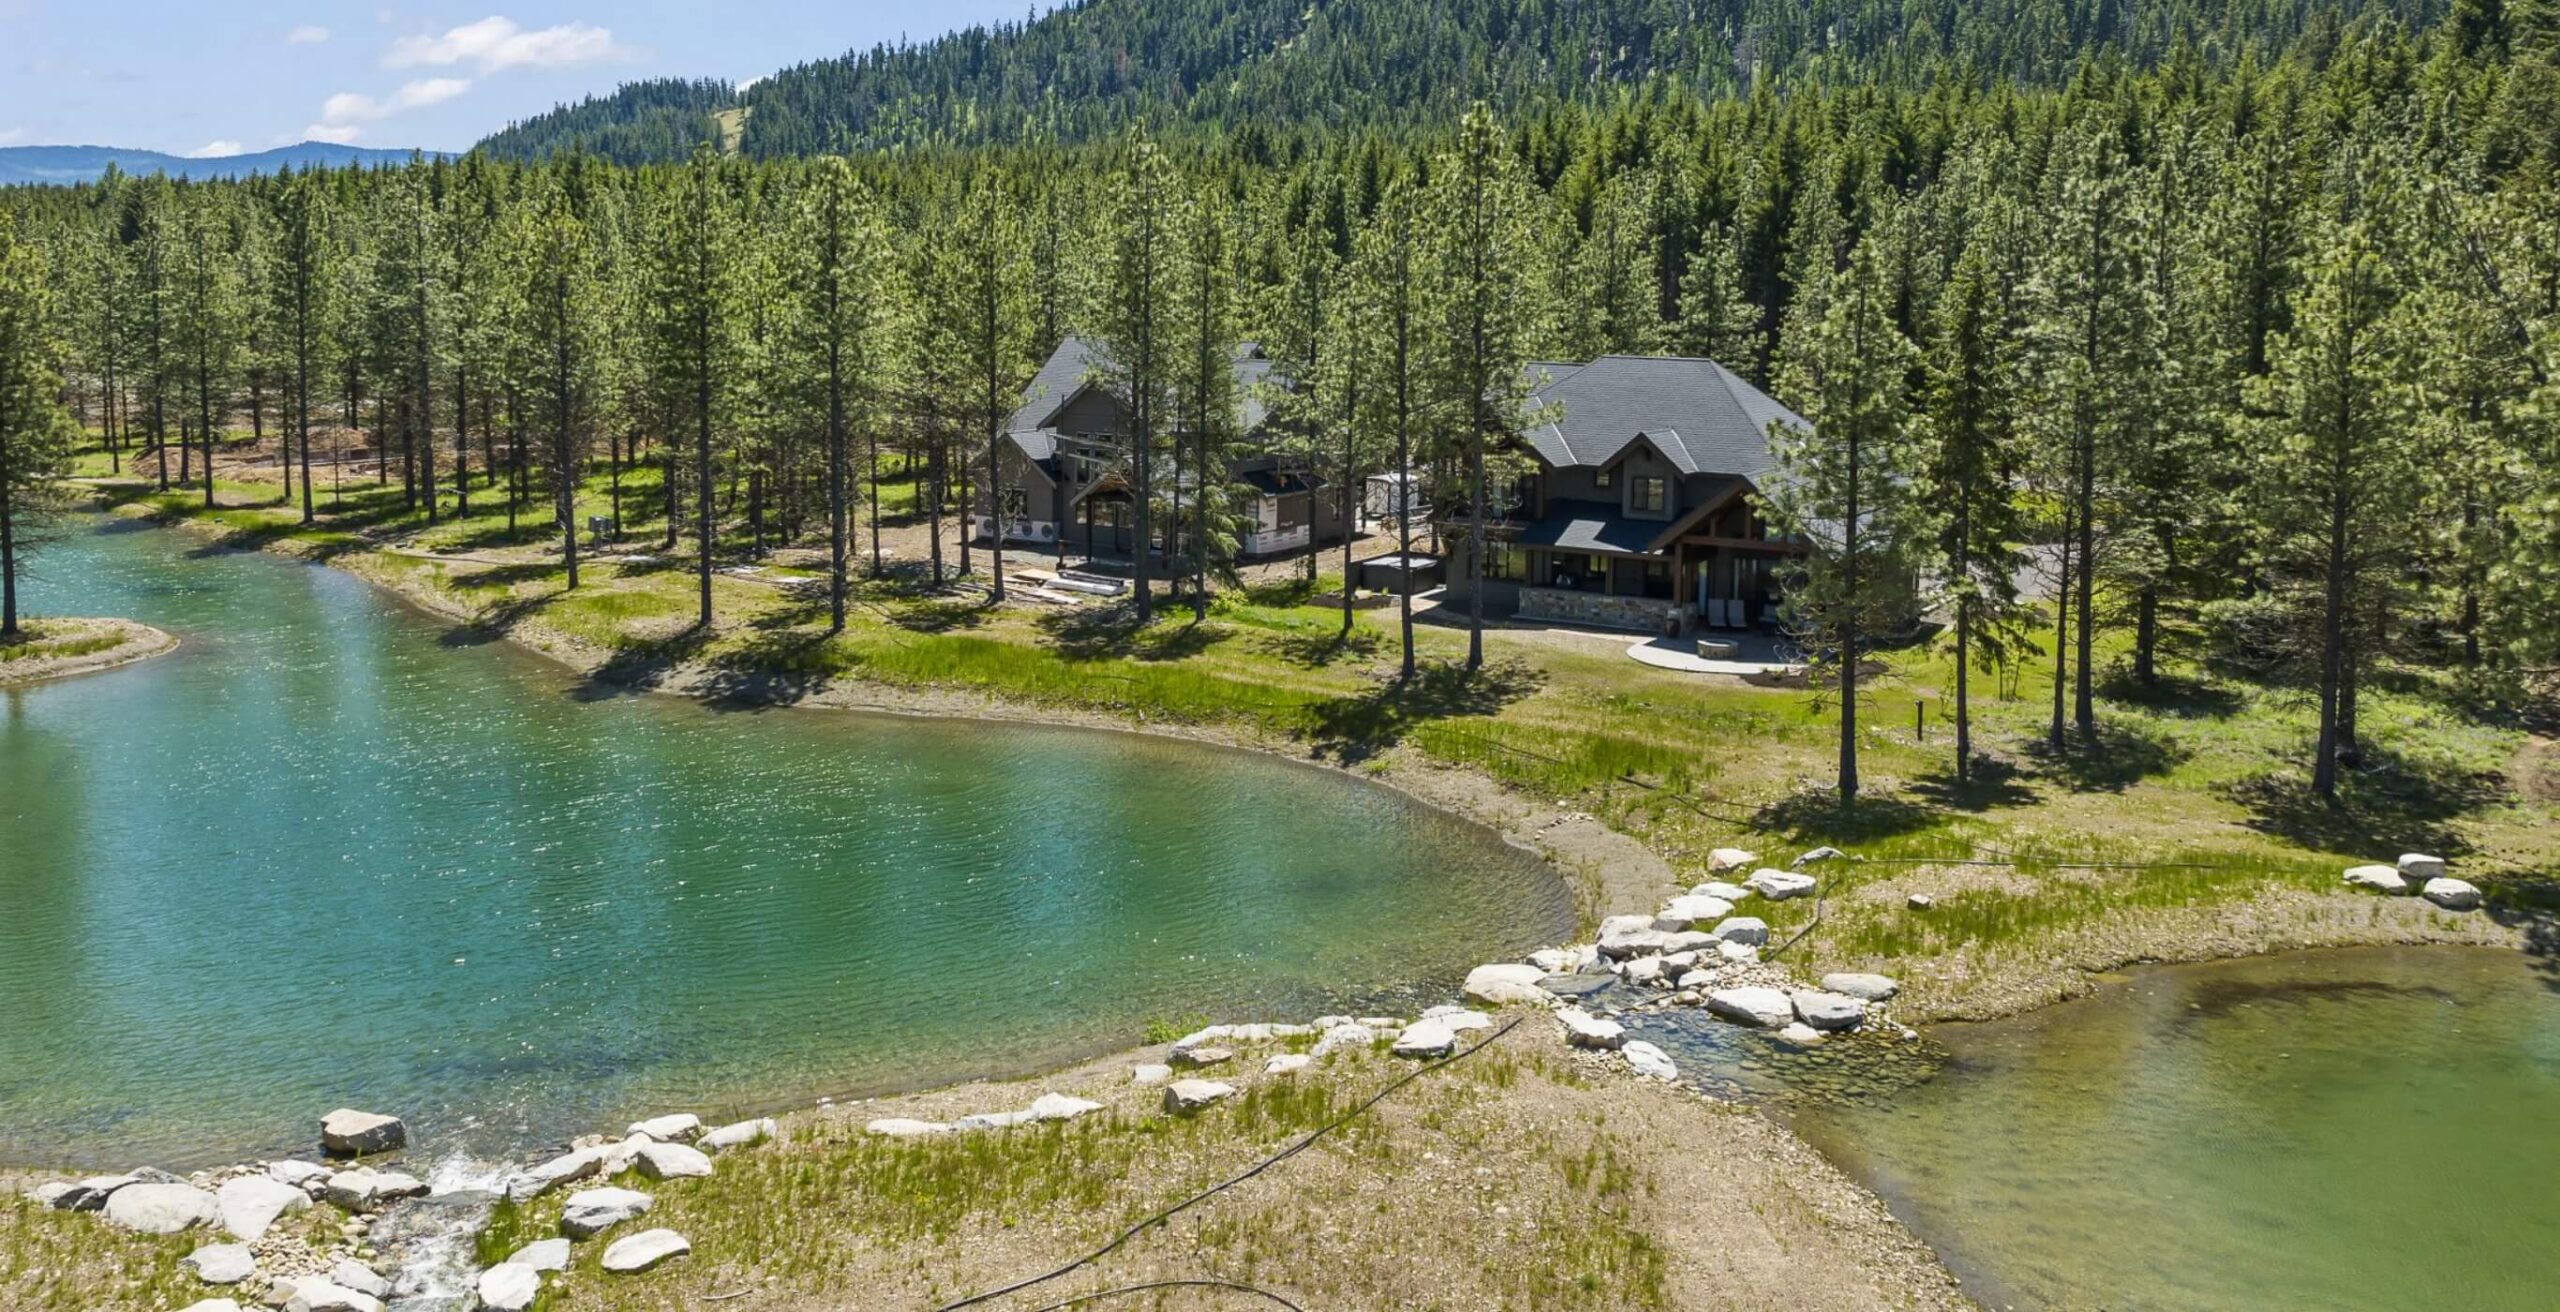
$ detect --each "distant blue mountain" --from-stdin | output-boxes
[0,142,448,186]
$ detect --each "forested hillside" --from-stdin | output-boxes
[476,80,741,166]
[5,0,2559,808]
[484,0,2462,159]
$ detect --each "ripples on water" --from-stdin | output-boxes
[0,519,1572,1167]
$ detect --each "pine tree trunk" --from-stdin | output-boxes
[2049,514,2073,754]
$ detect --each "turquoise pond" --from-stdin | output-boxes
[0,517,1573,1167]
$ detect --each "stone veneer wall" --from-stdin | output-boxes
[1515,586,1687,634]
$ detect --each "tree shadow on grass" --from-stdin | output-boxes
[1037,604,1236,663]
[2023,719,2191,794]
[2099,667,2245,720]
[889,597,994,635]
[688,628,843,707]
[1907,755,2039,813]
[1262,625,1380,669]
[1307,659,1543,765]
[436,580,565,649]
[1749,788,1949,847]
[2224,747,2508,858]
[571,624,718,700]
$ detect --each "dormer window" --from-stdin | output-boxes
[1594,466,1614,491]
[1632,476,1667,513]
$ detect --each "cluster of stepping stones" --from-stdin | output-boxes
[1465,847,1913,1082]
[19,1105,774,1312]
[2342,853,2486,910]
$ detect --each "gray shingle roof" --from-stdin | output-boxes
[1009,336,1276,436]
[1513,500,1666,555]
[1523,356,1804,480]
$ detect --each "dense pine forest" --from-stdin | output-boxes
[3,0,2559,804]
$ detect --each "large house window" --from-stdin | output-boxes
[1000,486,1028,516]
[1483,542,1527,581]
[1632,476,1667,513]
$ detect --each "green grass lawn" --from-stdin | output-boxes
[86,447,2560,979]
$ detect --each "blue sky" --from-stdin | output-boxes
[0,1,1034,156]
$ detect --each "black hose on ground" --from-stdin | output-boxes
[930,1015,1527,1312]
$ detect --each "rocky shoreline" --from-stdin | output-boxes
[55,497,2543,1311]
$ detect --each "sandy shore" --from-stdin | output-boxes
[0,616,178,688]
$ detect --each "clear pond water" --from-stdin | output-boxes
[1793,947,2560,1312]
[0,517,1572,1167]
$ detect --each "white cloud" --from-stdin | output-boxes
[286,24,330,45]
[304,123,363,144]
[318,76,472,126]
[383,16,630,74]
[737,75,763,94]
[188,140,244,158]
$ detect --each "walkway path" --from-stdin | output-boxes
[1624,635,1798,678]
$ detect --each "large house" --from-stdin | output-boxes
[973,338,1344,561]
[1440,354,1811,636]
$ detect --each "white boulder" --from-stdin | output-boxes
[1265,1053,1311,1074]
[1706,987,1794,1028]
[1908,893,1935,909]
[864,1118,952,1138]
[322,1168,425,1212]
[1820,973,1900,1002]
[1170,1046,1234,1068]
[281,1279,383,1312]
[506,1237,572,1272]
[1717,940,1760,964]
[1775,1022,1827,1047]
[560,1186,653,1239]
[1391,1016,1464,1058]
[1556,1008,1626,1050]
[1654,895,1735,931]
[1709,917,1769,946]
[1464,962,1552,1006]
[184,1242,258,1285]
[2399,853,2448,880]
[633,1141,714,1181]
[600,1228,691,1274]
[1163,1079,1235,1113]
[218,1175,311,1241]
[1597,919,1676,960]
[1622,1041,1678,1081]
[267,1161,332,1189]
[327,1262,391,1300]
[1693,880,1751,901]
[700,1118,776,1152]
[2344,864,2409,894]
[953,1110,1033,1131]
[318,1109,405,1157]
[2422,877,2483,911]
[1744,868,1817,901]
[1026,1093,1105,1122]
[475,1264,542,1312]
[1706,847,1758,873]
[1527,946,1593,974]
[102,1182,219,1234]
[1790,990,1867,1031]
[506,1147,606,1201]
[1129,1064,1172,1085]
[625,1114,703,1143]
[1310,1024,1375,1058]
